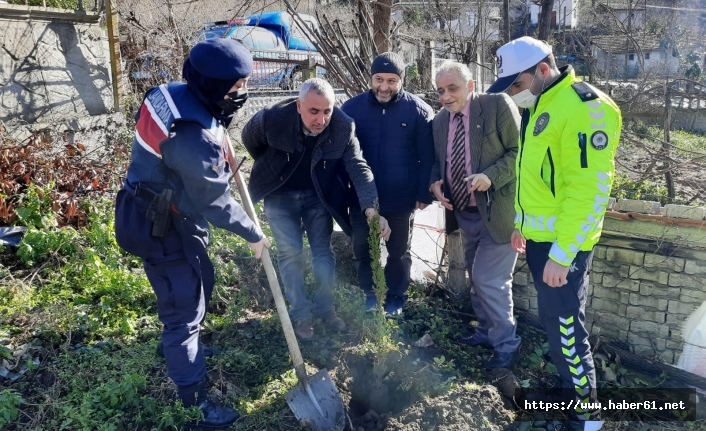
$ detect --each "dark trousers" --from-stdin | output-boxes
[351,209,414,299]
[526,240,599,421]
[142,230,213,389]
[264,188,336,321]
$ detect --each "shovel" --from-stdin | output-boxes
[233,168,351,431]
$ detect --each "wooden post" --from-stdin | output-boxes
[372,0,392,53]
[105,0,123,112]
[446,231,468,300]
[663,82,675,200]
[302,56,316,80]
[419,40,435,90]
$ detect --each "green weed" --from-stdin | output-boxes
[0,389,23,429]
[14,182,58,229]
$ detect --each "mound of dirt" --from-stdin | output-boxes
[386,385,514,431]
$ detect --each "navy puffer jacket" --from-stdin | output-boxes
[342,90,434,213]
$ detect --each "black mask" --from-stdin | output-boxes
[216,90,249,114]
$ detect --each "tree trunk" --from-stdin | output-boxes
[537,0,555,41]
[372,0,393,53]
[502,0,511,43]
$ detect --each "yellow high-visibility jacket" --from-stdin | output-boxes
[515,67,622,266]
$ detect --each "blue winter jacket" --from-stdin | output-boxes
[115,83,262,261]
[341,90,435,213]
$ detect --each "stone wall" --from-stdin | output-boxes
[0,4,120,150]
[513,199,706,365]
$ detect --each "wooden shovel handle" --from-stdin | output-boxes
[233,169,309,382]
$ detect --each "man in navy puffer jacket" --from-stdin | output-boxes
[341,52,435,316]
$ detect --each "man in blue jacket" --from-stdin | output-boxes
[114,39,270,428]
[341,52,435,316]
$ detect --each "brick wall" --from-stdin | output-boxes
[512,199,706,365]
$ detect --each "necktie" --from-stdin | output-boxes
[450,112,469,209]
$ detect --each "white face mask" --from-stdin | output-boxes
[511,68,544,109]
[511,89,538,109]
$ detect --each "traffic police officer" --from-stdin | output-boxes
[114,38,270,428]
[488,37,622,431]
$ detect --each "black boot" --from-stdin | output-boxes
[193,399,240,429]
[157,341,214,358]
[179,380,240,429]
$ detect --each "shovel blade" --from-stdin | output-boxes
[285,368,349,431]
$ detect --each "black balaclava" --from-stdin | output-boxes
[182,58,238,124]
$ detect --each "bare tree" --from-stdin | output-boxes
[537,0,555,41]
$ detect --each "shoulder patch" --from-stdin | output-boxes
[571,82,599,102]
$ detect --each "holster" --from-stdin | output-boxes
[134,184,173,237]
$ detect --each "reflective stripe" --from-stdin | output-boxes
[158,85,181,119]
[144,98,169,136]
[135,130,162,159]
[549,241,570,265]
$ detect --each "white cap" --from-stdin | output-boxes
[487,37,553,93]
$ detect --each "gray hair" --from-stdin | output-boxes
[299,78,335,102]
[435,61,474,85]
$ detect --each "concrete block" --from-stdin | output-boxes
[670,329,682,343]
[626,306,666,323]
[606,248,645,266]
[591,259,621,274]
[628,293,668,311]
[643,254,685,272]
[685,260,706,275]
[603,274,641,291]
[592,297,622,315]
[607,197,616,210]
[664,204,706,220]
[592,285,620,301]
[590,272,603,284]
[592,311,632,330]
[515,298,531,310]
[639,282,680,300]
[630,320,670,338]
[614,199,661,215]
[594,245,607,259]
[529,297,538,309]
[620,291,631,305]
[669,273,705,289]
[668,300,697,316]
[587,284,594,296]
[679,289,706,304]
[513,271,529,286]
[628,334,654,356]
[619,265,630,278]
[666,313,688,327]
[659,350,674,364]
[666,340,683,350]
[628,266,669,285]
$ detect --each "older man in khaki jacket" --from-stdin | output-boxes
[429,61,522,370]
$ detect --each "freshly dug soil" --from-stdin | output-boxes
[386,384,515,431]
[328,346,516,431]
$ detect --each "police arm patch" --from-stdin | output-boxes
[590,131,608,150]
[533,112,550,136]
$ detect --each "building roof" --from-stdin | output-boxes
[596,0,647,11]
[592,34,665,53]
